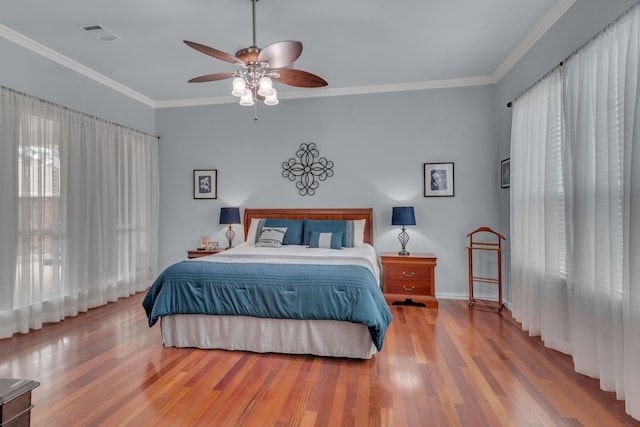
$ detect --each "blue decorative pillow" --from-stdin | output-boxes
[303,220,344,245]
[255,227,287,247]
[308,231,343,249]
[264,219,304,245]
[303,219,366,247]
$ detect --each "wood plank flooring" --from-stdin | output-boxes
[0,293,638,427]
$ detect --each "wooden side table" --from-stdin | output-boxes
[0,378,39,426]
[380,252,438,308]
[187,248,224,259]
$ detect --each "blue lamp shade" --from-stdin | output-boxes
[391,206,416,226]
[219,207,241,225]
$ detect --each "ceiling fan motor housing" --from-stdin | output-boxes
[235,47,261,65]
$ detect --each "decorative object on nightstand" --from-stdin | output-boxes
[380,252,438,308]
[391,206,416,255]
[467,227,505,312]
[220,207,241,249]
[199,235,212,248]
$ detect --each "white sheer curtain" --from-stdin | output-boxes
[510,69,569,347]
[510,4,640,419]
[0,87,159,338]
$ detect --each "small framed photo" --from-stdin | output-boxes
[193,169,217,199]
[501,158,510,189]
[424,162,455,197]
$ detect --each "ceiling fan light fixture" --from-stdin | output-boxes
[239,91,255,106]
[257,77,274,97]
[183,0,327,110]
[264,89,279,106]
[231,77,247,97]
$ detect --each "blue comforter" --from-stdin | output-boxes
[142,260,392,350]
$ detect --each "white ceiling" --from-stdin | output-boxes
[0,0,574,108]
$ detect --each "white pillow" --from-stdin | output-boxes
[245,218,266,243]
[351,219,366,247]
[255,227,287,247]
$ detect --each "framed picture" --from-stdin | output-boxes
[501,158,510,188]
[424,162,455,197]
[193,169,217,199]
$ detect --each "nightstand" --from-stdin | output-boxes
[380,252,438,308]
[187,248,224,259]
[0,378,39,426]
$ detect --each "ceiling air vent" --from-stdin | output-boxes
[78,24,121,42]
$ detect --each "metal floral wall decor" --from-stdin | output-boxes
[282,143,334,196]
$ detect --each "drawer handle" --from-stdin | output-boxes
[402,285,415,291]
[402,272,415,278]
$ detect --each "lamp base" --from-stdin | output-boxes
[225,225,236,250]
[397,227,410,256]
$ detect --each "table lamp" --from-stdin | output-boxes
[219,207,241,249]
[391,206,416,255]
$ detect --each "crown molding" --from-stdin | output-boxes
[491,0,575,82]
[1,0,574,109]
[155,75,495,109]
[0,24,157,108]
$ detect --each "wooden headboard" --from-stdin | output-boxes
[243,208,374,245]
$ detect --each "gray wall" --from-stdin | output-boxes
[0,37,155,134]
[3,0,636,302]
[156,85,499,299]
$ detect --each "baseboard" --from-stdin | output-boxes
[435,292,512,310]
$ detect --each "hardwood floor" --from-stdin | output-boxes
[0,293,638,427]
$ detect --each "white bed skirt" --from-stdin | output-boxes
[160,314,377,359]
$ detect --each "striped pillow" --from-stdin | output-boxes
[303,219,366,247]
[308,231,343,249]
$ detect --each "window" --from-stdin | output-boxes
[16,114,63,304]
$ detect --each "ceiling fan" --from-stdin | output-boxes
[184,0,328,106]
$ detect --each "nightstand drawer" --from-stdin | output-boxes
[385,279,431,296]
[384,266,431,283]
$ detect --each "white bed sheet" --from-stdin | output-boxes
[192,242,381,286]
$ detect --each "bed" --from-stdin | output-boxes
[142,208,393,359]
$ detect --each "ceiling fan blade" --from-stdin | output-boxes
[184,40,244,65]
[275,69,328,88]
[188,72,235,83]
[259,41,303,69]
